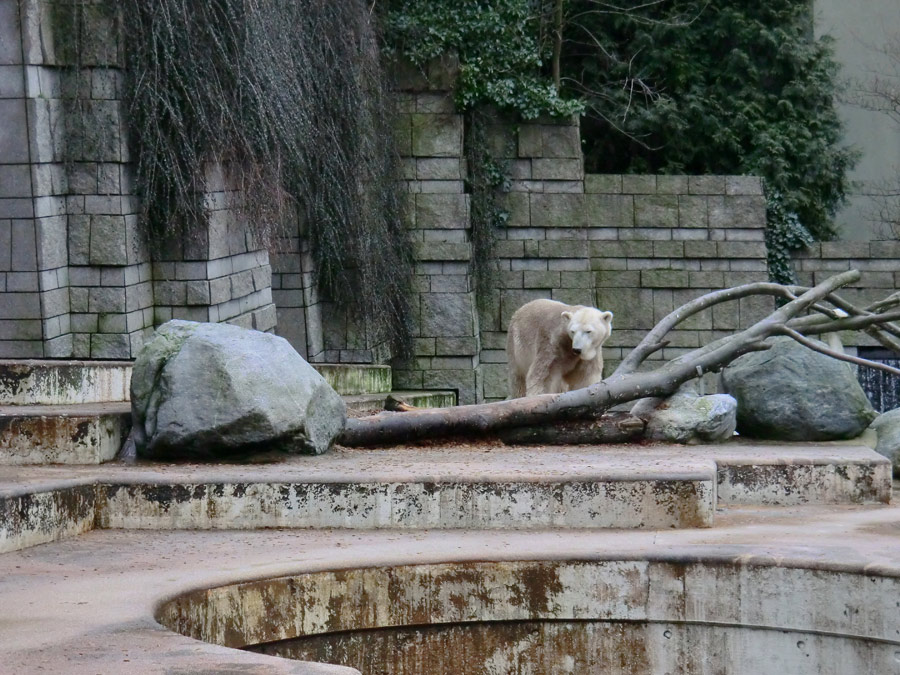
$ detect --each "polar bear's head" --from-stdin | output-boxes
[561,307,613,361]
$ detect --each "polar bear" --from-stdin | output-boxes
[506,299,613,398]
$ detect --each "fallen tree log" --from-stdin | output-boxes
[339,270,900,447]
[497,413,644,445]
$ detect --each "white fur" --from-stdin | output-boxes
[506,299,613,398]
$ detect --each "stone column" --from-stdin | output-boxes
[391,62,481,403]
[0,0,49,357]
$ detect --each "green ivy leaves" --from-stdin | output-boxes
[384,0,582,119]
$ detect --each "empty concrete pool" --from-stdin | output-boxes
[157,558,900,674]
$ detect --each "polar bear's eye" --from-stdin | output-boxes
[584,328,592,333]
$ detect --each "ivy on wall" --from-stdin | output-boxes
[384,0,582,120]
[384,0,856,284]
[383,0,581,308]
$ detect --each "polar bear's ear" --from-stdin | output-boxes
[600,311,613,324]
[561,311,572,322]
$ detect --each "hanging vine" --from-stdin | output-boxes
[121,0,413,354]
[465,110,511,312]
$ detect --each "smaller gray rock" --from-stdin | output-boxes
[869,408,900,475]
[642,386,737,444]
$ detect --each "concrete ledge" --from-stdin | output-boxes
[0,360,132,405]
[98,475,713,531]
[312,364,392,395]
[0,443,891,553]
[0,403,131,465]
[707,443,892,505]
[343,389,457,411]
[0,484,96,553]
[0,448,718,551]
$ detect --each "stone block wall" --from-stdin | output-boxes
[0,0,275,359]
[150,167,275,336]
[271,222,392,365]
[0,0,95,358]
[479,171,772,400]
[2,12,897,407]
[270,226,311,360]
[391,88,481,403]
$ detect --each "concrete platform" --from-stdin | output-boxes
[0,447,721,552]
[0,442,891,554]
[311,364,392,395]
[0,359,132,405]
[0,504,898,674]
[0,403,131,465]
[0,360,394,402]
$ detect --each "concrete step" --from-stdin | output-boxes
[0,448,718,551]
[694,442,893,506]
[0,360,396,403]
[311,364,392,396]
[0,360,132,405]
[343,390,457,412]
[0,443,892,554]
[0,403,131,465]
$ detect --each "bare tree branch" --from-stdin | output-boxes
[611,281,795,379]
[339,270,892,446]
[779,326,900,376]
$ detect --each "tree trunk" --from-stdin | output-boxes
[498,413,644,445]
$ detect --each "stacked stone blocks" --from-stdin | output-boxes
[479,162,771,399]
[0,0,274,359]
[391,83,481,403]
[151,167,276,336]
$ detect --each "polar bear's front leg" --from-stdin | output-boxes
[508,367,527,399]
[525,361,564,396]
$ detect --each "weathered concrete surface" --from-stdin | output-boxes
[708,442,892,505]
[97,475,713,531]
[0,506,898,674]
[0,403,131,464]
[0,447,721,551]
[0,360,132,405]
[0,442,891,553]
[251,620,898,675]
[0,483,96,552]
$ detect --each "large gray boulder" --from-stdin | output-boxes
[131,320,346,460]
[720,337,877,441]
[869,408,900,475]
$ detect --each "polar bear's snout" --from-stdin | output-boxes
[569,327,597,360]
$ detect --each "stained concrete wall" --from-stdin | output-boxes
[815,0,900,240]
[161,560,900,675]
